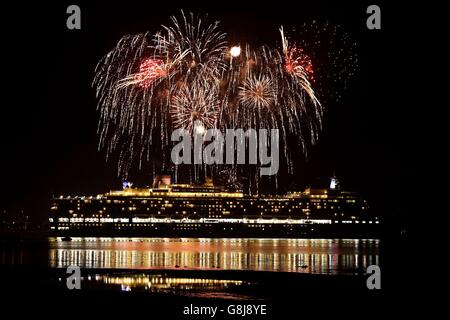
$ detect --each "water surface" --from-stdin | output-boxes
[49,237,379,274]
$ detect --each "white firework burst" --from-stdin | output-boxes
[170,81,220,134]
[238,73,276,109]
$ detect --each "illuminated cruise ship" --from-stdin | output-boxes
[49,175,380,237]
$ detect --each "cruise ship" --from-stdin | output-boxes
[49,175,381,237]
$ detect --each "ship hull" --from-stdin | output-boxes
[50,222,381,238]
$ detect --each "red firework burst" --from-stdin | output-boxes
[135,58,167,88]
[284,47,314,81]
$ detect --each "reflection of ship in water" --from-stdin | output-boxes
[48,238,380,274]
[49,175,380,237]
[89,273,244,292]
[75,272,256,300]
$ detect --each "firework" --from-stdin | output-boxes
[283,46,315,85]
[154,11,228,84]
[238,73,276,109]
[170,80,220,134]
[117,58,167,89]
[230,46,241,58]
[281,27,313,80]
[93,11,228,176]
[226,40,321,174]
[280,27,321,109]
[292,20,359,102]
[93,11,355,186]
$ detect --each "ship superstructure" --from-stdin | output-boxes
[49,175,380,237]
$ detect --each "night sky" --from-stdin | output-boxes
[1,1,416,226]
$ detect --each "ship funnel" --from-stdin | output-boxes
[330,176,340,190]
[152,175,171,188]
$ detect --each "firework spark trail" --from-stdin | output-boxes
[170,80,220,134]
[93,11,228,177]
[293,21,359,103]
[222,37,322,174]
[238,73,276,109]
[92,12,354,186]
[156,11,228,85]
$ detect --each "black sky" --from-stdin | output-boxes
[0,1,417,225]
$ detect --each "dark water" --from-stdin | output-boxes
[48,237,379,275]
